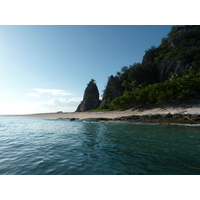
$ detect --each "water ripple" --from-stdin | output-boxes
[0,117,200,174]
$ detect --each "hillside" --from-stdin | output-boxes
[76,25,200,111]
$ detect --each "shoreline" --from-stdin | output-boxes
[3,103,200,124]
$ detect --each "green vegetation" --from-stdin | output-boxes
[109,72,200,110]
[155,25,200,67]
[116,62,158,88]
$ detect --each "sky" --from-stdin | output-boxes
[0,25,173,114]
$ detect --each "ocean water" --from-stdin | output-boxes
[0,117,200,175]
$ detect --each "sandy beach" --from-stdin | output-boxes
[6,102,200,119]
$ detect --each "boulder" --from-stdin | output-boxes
[173,114,183,119]
[150,114,162,119]
[164,113,173,118]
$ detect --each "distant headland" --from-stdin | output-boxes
[76,26,200,114]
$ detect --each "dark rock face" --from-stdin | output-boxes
[100,76,124,106]
[157,57,193,82]
[76,80,101,112]
[174,61,193,76]
[157,57,175,82]
[169,37,181,47]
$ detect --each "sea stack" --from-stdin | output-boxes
[76,79,101,112]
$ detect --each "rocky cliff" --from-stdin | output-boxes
[76,79,101,112]
[100,75,124,107]
[142,25,199,82]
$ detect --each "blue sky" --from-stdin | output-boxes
[0,25,172,114]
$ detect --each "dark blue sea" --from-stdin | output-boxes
[0,117,200,175]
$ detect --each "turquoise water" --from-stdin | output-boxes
[0,117,200,175]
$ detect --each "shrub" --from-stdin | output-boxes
[109,72,200,110]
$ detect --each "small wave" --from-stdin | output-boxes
[0,117,200,175]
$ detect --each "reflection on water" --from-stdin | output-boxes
[0,117,200,174]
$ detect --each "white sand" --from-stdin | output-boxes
[7,103,200,119]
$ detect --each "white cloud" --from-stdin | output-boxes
[36,97,82,108]
[0,97,82,114]
[33,88,71,96]
[34,97,82,113]
[28,93,41,97]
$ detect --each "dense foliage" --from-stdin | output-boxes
[156,25,200,68]
[109,72,200,110]
[116,62,158,88]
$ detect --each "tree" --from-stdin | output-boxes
[130,80,138,90]
[121,66,128,73]
[122,80,129,91]
[145,45,157,53]
[161,37,167,44]
[90,79,96,84]
[122,80,138,91]
[167,25,182,37]
[116,71,121,77]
